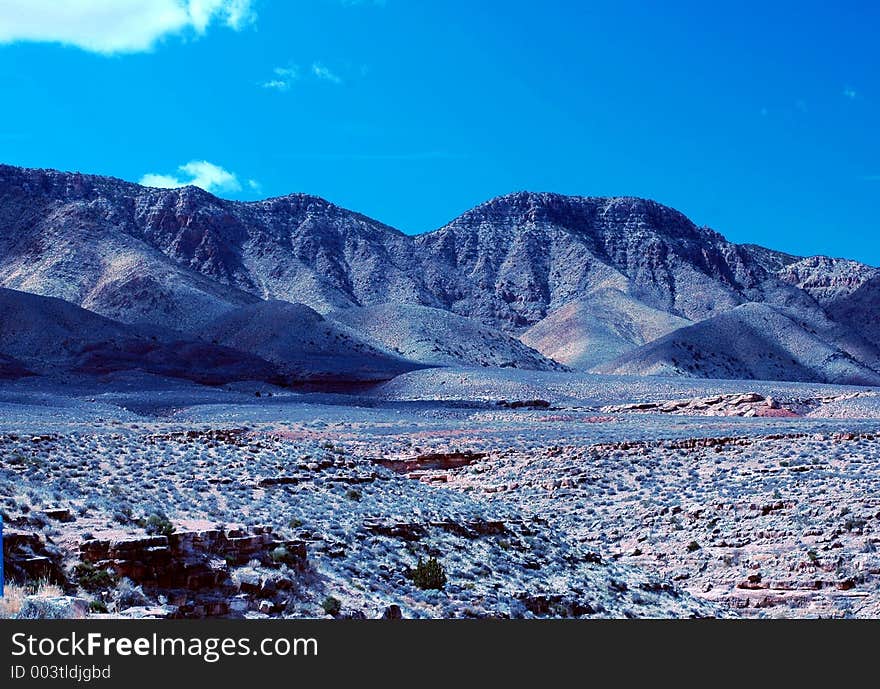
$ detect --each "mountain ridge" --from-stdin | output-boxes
[2,162,878,385]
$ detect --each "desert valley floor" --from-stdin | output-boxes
[3,367,879,619]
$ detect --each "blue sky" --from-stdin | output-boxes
[0,1,878,263]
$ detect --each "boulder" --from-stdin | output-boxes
[17,596,88,620]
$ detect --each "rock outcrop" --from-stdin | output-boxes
[2,529,65,584]
[78,525,307,618]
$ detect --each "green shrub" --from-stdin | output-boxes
[74,563,117,591]
[144,512,174,537]
[88,600,108,614]
[321,596,341,616]
[412,557,446,590]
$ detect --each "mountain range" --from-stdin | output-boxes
[1,162,878,387]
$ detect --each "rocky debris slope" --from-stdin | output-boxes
[439,432,880,618]
[599,391,872,418]
[778,256,879,306]
[596,303,880,385]
[0,427,717,619]
[0,287,286,386]
[201,300,421,383]
[330,303,564,371]
[520,289,691,369]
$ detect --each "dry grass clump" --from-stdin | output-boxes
[0,579,64,618]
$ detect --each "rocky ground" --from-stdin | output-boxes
[3,373,880,619]
[1,412,715,619]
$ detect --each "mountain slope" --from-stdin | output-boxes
[3,163,880,386]
[0,353,32,380]
[0,287,282,385]
[0,165,436,324]
[824,275,880,350]
[200,300,422,383]
[0,167,821,332]
[413,192,820,331]
[778,255,879,307]
[520,289,691,369]
[329,303,564,370]
[0,167,263,329]
[596,303,880,385]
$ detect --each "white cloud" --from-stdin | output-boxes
[139,160,244,194]
[260,66,299,91]
[261,62,346,91]
[312,62,342,84]
[274,67,300,79]
[0,0,255,55]
[843,87,858,100]
[139,173,186,188]
[246,178,262,192]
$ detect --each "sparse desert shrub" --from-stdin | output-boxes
[845,517,867,532]
[88,600,108,614]
[686,541,701,553]
[345,489,362,502]
[411,557,447,590]
[114,579,148,609]
[74,563,117,591]
[289,517,303,529]
[321,595,341,616]
[270,546,300,567]
[111,504,134,525]
[143,512,174,537]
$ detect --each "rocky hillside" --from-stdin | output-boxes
[0,287,285,385]
[520,289,691,369]
[201,300,421,383]
[1,163,878,384]
[0,164,432,320]
[778,255,879,306]
[596,303,880,385]
[413,192,818,330]
[329,303,564,370]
